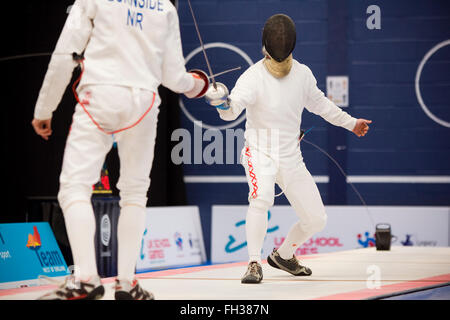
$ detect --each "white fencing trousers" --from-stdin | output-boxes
[58,84,160,279]
[58,85,160,211]
[241,146,328,262]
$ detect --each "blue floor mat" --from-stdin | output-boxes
[383,285,450,300]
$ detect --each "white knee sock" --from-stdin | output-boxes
[63,201,98,281]
[245,205,268,263]
[117,205,146,282]
[276,222,311,260]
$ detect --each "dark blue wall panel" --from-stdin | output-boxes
[175,0,450,258]
[346,0,450,189]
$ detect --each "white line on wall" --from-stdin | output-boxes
[184,175,330,183]
[346,176,450,184]
[184,175,450,184]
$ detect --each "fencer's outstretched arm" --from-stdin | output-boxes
[34,0,95,120]
[206,71,255,121]
[304,67,357,132]
[161,9,197,95]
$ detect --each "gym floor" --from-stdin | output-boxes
[1,246,448,300]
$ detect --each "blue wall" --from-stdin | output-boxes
[345,0,450,204]
[175,0,450,259]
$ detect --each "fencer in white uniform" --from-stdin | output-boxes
[205,14,371,283]
[32,0,207,299]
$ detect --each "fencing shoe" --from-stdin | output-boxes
[241,261,263,284]
[114,278,155,300]
[267,248,312,276]
[37,275,105,300]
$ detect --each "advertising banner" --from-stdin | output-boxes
[0,222,69,289]
[211,205,449,263]
[136,206,206,272]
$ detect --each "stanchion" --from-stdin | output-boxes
[26,196,121,278]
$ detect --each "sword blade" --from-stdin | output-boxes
[186,0,217,89]
[209,66,241,79]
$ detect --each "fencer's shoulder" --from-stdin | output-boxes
[163,0,177,12]
[246,60,264,73]
[158,0,176,18]
[237,60,263,81]
[292,60,314,76]
[161,0,181,27]
[249,59,268,78]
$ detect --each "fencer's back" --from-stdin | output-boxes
[80,0,179,91]
[34,0,193,121]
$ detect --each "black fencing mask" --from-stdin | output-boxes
[262,14,297,78]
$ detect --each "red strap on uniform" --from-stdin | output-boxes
[72,60,156,135]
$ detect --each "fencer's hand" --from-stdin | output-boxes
[205,83,230,109]
[184,70,209,99]
[352,119,372,137]
[32,118,52,141]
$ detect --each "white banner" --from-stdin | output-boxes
[211,205,450,264]
[136,206,206,272]
[326,76,349,107]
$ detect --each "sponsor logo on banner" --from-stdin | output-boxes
[211,206,449,264]
[0,250,12,261]
[26,226,66,273]
[399,233,437,247]
[142,237,171,264]
[224,211,279,254]
[298,236,343,255]
[274,236,344,256]
[139,228,148,260]
[354,231,439,248]
[0,230,10,261]
[188,233,194,249]
[175,232,183,251]
[357,231,376,248]
[401,234,414,246]
[0,222,69,288]
[136,207,206,272]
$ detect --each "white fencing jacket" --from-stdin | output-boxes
[219,59,357,158]
[35,0,194,120]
